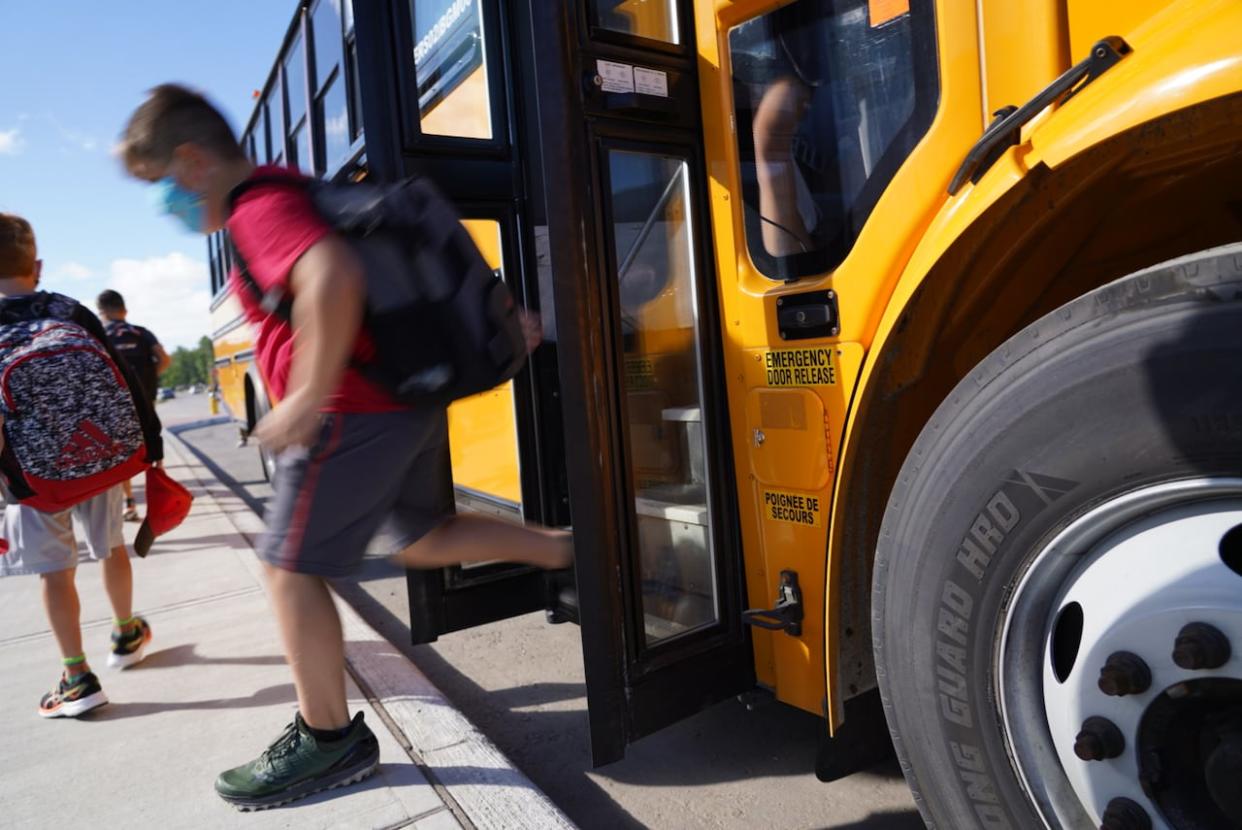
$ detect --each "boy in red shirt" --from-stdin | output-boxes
[119,85,571,810]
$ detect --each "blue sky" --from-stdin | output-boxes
[0,1,297,347]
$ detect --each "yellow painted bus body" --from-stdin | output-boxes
[695,0,1242,726]
[209,289,254,424]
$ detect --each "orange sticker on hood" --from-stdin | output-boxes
[869,0,910,27]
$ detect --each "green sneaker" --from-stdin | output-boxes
[214,712,379,810]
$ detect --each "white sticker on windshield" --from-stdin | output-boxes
[634,67,669,98]
[597,60,635,94]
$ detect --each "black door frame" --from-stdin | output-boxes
[528,0,753,766]
[356,0,563,644]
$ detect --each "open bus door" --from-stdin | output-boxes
[527,1,755,766]
[354,0,753,766]
[351,1,571,645]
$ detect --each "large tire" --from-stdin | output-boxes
[873,244,1242,828]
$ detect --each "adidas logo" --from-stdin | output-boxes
[55,420,123,470]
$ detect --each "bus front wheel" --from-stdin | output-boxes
[873,244,1242,829]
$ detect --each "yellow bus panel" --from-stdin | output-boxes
[447,219,523,508]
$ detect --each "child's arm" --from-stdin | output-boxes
[250,234,365,454]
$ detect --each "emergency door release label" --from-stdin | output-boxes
[763,489,822,527]
[634,67,669,97]
[597,60,635,93]
[763,347,838,388]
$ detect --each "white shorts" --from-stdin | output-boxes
[0,487,125,576]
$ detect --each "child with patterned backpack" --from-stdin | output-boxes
[0,213,164,717]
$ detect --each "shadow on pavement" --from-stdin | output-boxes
[136,643,287,669]
[169,427,271,516]
[86,683,297,718]
[144,533,256,555]
[814,811,923,829]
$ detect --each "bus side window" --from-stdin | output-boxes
[588,0,681,45]
[728,0,938,280]
[410,0,493,140]
[285,35,313,173]
[311,0,351,174]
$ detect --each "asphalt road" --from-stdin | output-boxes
[159,394,922,830]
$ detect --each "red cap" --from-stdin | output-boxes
[134,467,194,557]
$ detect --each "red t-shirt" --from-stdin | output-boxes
[227,166,403,413]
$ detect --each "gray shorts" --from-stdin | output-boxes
[259,408,454,577]
[0,487,125,577]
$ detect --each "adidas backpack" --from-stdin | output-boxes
[228,175,528,406]
[0,314,148,512]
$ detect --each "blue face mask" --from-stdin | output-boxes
[150,176,205,233]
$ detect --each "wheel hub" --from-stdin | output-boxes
[999,481,1242,829]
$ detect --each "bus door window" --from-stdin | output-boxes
[311,0,352,174]
[267,86,285,166]
[258,99,272,163]
[284,34,313,173]
[410,0,493,140]
[607,149,718,646]
[447,220,524,530]
[729,0,938,279]
[589,0,681,45]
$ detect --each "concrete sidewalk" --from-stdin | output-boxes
[0,431,574,830]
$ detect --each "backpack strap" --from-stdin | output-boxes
[224,174,310,323]
[227,238,294,322]
[225,174,312,215]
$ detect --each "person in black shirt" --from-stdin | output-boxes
[97,290,170,521]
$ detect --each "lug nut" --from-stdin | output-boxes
[1075,716,1125,761]
[1098,651,1152,696]
[1100,797,1151,830]
[1172,622,1231,670]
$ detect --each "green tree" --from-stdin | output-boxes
[161,338,213,389]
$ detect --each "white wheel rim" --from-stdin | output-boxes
[998,478,1242,829]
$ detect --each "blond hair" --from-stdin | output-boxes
[118,83,245,174]
[0,213,36,277]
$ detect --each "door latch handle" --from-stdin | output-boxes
[753,428,765,447]
[742,570,803,637]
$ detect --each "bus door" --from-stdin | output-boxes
[354,0,568,644]
[528,1,753,765]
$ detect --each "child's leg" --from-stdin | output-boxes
[77,489,136,632]
[264,565,350,730]
[41,568,86,673]
[121,478,138,520]
[392,514,572,570]
[100,544,135,630]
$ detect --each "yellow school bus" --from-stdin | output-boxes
[209,1,1242,826]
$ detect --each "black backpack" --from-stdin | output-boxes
[104,320,158,398]
[227,175,527,406]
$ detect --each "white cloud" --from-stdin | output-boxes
[52,261,94,281]
[46,114,98,152]
[106,252,212,350]
[0,128,24,155]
